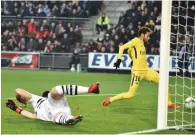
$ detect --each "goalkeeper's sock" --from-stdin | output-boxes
[56,83,100,95]
[56,85,88,95]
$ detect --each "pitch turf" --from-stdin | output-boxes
[1,69,195,134]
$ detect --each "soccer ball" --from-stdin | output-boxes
[185,97,195,109]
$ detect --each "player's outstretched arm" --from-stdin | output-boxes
[114,41,135,70]
[6,99,36,119]
[21,110,37,119]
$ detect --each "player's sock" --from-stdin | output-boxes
[55,114,76,125]
[56,85,88,95]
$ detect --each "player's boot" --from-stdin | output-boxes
[88,82,100,94]
[66,119,76,125]
[16,95,27,105]
[73,115,83,124]
[66,115,83,125]
[102,97,111,106]
[168,103,181,109]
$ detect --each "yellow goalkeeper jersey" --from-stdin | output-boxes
[118,37,148,71]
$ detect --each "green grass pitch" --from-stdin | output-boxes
[1,69,194,134]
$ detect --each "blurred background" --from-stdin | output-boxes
[1,0,195,72]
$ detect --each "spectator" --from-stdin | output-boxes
[96,13,110,34]
[87,40,97,52]
[80,46,88,54]
[69,49,81,73]
[26,37,36,52]
[61,33,70,52]
[67,27,76,46]
[52,4,59,17]
[36,38,45,51]
[43,4,50,16]
[27,2,36,16]
[36,4,46,17]
[74,25,83,43]
[55,21,63,35]
[53,40,62,52]
[28,18,36,36]
[118,12,125,26]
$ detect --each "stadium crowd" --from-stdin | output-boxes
[1,19,85,53]
[1,1,194,55]
[1,1,103,18]
[88,1,194,55]
[1,1,103,53]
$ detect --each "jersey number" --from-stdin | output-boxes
[131,74,141,85]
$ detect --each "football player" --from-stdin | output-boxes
[102,27,180,109]
[6,82,100,125]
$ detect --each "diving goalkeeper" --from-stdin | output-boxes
[102,27,180,109]
[6,82,100,125]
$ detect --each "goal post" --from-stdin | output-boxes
[158,0,195,131]
[157,0,172,130]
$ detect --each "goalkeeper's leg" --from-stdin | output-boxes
[50,82,100,101]
[144,68,180,108]
[103,71,145,106]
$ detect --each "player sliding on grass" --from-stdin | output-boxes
[102,27,180,109]
[6,82,100,125]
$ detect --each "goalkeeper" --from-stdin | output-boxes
[6,82,100,125]
[102,27,180,109]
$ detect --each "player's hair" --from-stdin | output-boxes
[42,90,50,98]
[138,27,152,36]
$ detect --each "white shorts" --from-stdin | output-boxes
[29,94,45,110]
[29,93,71,121]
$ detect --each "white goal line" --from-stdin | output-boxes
[118,124,195,135]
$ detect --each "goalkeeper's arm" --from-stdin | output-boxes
[6,99,37,119]
[21,110,37,119]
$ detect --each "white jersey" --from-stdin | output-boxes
[30,93,71,122]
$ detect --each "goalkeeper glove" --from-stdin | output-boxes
[6,99,23,114]
[113,59,121,70]
[16,95,27,105]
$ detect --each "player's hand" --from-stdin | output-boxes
[113,59,121,70]
[16,95,27,105]
[130,61,133,67]
[6,99,23,114]
[6,99,18,111]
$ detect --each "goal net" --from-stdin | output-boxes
[168,0,195,130]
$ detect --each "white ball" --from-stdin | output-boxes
[185,97,195,109]
[70,67,75,72]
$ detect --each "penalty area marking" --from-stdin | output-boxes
[1,93,141,99]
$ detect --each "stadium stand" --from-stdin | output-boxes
[2,1,194,55]
[1,1,103,53]
[90,1,194,55]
